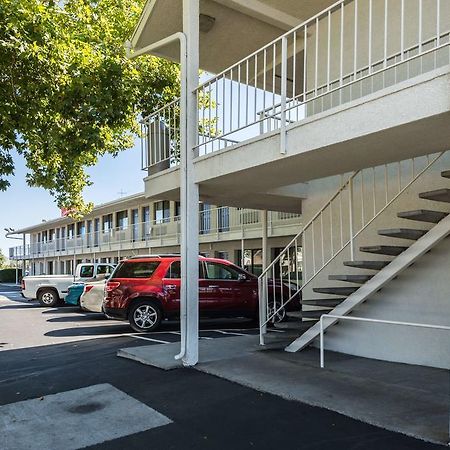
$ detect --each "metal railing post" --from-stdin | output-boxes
[280,36,288,155]
[349,177,355,261]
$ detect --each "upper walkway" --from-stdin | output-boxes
[139,0,450,209]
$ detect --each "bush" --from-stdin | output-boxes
[0,268,22,283]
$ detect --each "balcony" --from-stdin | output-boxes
[11,207,301,259]
[140,0,450,208]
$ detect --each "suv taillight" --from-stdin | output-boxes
[84,285,94,293]
[105,281,120,292]
[21,280,25,290]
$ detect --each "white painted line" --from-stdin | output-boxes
[199,336,213,340]
[168,331,181,335]
[130,335,171,344]
[0,384,171,450]
[267,329,285,333]
[214,330,246,336]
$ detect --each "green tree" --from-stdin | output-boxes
[0,250,7,269]
[0,0,180,216]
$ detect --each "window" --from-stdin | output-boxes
[142,206,150,239]
[103,214,113,232]
[131,209,139,240]
[154,201,170,224]
[205,262,240,280]
[113,261,160,279]
[199,203,211,234]
[218,207,229,232]
[76,222,85,236]
[117,210,128,230]
[79,265,94,278]
[97,264,113,275]
[175,201,181,220]
[236,249,263,276]
[165,261,205,279]
[67,224,75,239]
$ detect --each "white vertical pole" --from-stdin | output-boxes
[180,0,199,367]
[261,210,268,337]
[280,36,287,155]
[349,177,355,261]
[22,234,26,279]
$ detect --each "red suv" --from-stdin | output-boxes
[104,255,300,332]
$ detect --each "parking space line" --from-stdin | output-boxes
[130,335,172,344]
[168,331,181,335]
[267,329,285,333]
[214,330,246,336]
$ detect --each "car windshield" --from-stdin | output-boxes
[112,261,160,279]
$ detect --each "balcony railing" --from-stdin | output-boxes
[9,207,301,259]
[141,0,450,173]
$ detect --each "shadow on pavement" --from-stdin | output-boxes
[46,314,107,323]
[41,306,82,314]
[44,324,132,337]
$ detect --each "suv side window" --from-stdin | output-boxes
[205,262,240,280]
[165,261,205,279]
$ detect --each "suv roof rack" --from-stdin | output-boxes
[127,253,207,259]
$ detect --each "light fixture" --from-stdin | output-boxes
[199,14,215,33]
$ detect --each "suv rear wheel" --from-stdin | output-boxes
[128,300,162,332]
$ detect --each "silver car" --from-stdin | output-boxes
[80,279,106,313]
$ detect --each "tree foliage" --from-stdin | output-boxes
[0,0,180,216]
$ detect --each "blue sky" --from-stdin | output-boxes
[0,141,143,258]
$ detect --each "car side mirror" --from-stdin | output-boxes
[238,273,247,282]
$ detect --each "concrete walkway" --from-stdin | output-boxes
[118,334,450,445]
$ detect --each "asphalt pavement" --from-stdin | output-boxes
[0,283,442,449]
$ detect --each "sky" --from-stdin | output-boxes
[0,141,143,258]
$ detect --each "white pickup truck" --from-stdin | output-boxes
[22,263,116,307]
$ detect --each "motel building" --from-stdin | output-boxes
[8,0,450,371]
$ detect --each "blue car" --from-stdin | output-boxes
[65,283,85,306]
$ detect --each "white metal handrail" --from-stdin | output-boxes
[10,208,302,260]
[258,151,446,344]
[319,314,450,368]
[194,0,450,156]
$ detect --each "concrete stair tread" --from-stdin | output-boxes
[441,170,450,179]
[302,298,345,307]
[343,260,390,270]
[397,209,448,223]
[328,274,373,283]
[419,188,450,203]
[360,245,408,256]
[313,286,359,296]
[377,228,427,240]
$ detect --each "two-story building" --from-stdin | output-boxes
[8,193,301,278]
[127,0,450,368]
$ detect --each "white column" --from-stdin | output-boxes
[179,0,200,367]
[262,210,268,270]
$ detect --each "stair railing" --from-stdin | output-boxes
[258,151,446,344]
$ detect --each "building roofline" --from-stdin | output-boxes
[11,192,146,235]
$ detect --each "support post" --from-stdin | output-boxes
[179,0,200,367]
[260,210,268,339]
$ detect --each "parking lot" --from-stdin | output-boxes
[0,283,441,450]
[0,284,282,352]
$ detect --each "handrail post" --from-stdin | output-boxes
[280,36,288,155]
[349,177,355,261]
[320,315,325,368]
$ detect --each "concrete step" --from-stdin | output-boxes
[328,274,373,283]
[343,260,390,270]
[377,228,427,240]
[419,188,450,203]
[303,298,345,307]
[313,286,359,296]
[302,309,333,320]
[397,209,448,223]
[441,170,450,179]
[360,245,408,256]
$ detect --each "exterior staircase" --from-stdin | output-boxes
[285,169,450,352]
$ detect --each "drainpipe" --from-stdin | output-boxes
[126,6,199,365]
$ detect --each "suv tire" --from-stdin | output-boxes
[38,288,60,307]
[128,300,162,332]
